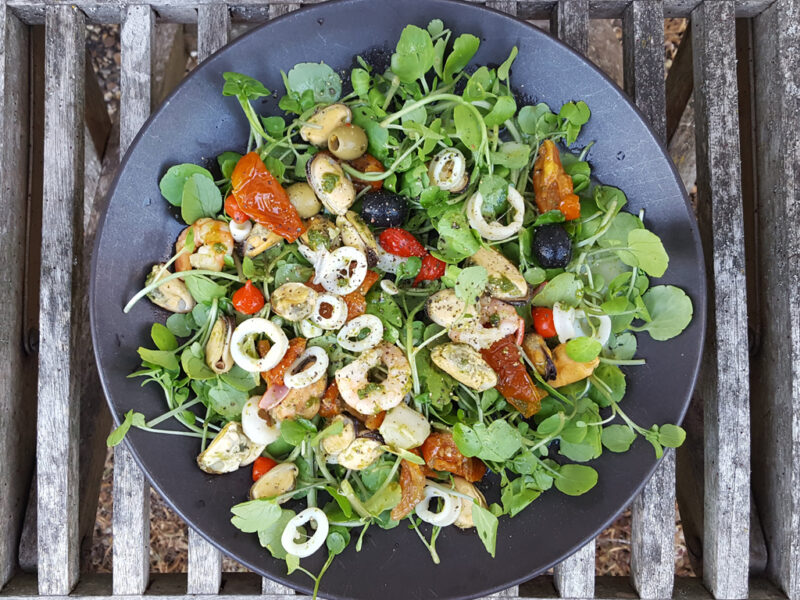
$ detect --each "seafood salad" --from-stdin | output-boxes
[113,20,694,595]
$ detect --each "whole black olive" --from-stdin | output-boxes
[533,224,572,268]
[360,191,408,228]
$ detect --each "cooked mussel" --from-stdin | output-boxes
[205,316,234,374]
[337,435,383,471]
[242,223,283,258]
[360,190,408,228]
[145,264,196,313]
[425,288,468,328]
[270,282,318,322]
[249,462,298,502]
[336,211,379,267]
[521,333,557,381]
[300,103,352,147]
[321,414,357,456]
[430,343,498,392]
[452,477,488,529]
[468,246,531,304]
[306,153,356,215]
[197,421,265,474]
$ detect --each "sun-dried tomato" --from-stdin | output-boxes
[378,228,427,258]
[231,152,305,242]
[413,253,446,286]
[319,381,343,418]
[347,153,385,191]
[532,140,581,221]
[263,337,306,387]
[390,448,427,521]
[421,432,486,483]
[364,411,386,430]
[480,335,546,418]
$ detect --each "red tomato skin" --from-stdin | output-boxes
[532,307,557,338]
[413,253,446,286]
[378,228,427,258]
[232,280,265,315]
[252,456,277,481]
[348,153,385,191]
[224,196,249,224]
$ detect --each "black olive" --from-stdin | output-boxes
[360,190,408,228]
[533,224,572,268]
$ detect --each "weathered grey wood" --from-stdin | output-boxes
[752,0,800,598]
[0,2,32,588]
[691,2,751,598]
[187,529,222,595]
[198,2,230,61]
[267,2,300,17]
[113,5,155,596]
[36,5,84,595]
[553,542,595,598]
[486,0,519,13]
[621,3,675,597]
[3,0,779,24]
[665,24,693,142]
[668,96,696,192]
[551,0,589,56]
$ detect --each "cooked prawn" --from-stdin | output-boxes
[449,297,521,351]
[175,218,234,272]
[335,342,411,415]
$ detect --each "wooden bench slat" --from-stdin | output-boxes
[551,0,589,56]
[198,2,231,61]
[621,2,676,598]
[36,4,85,595]
[113,5,155,596]
[0,1,33,589]
[691,2,751,598]
[751,1,800,599]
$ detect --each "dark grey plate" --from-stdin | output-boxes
[90,1,706,598]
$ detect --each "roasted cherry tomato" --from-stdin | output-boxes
[413,253,446,286]
[421,432,487,482]
[532,307,557,338]
[252,456,277,482]
[347,153,385,191]
[224,195,249,224]
[231,152,305,242]
[391,448,427,520]
[378,228,427,258]
[481,335,547,418]
[232,280,265,315]
[532,139,581,221]
[264,337,306,387]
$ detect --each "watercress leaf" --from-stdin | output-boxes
[637,285,693,340]
[452,423,481,457]
[620,229,669,277]
[285,553,300,574]
[231,499,282,533]
[472,421,522,461]
[185,277,226,304]
[454,266,488,304]
[443,33,480,82]
[559,100,591,125]
[166,312,196,337]
[351,106,390,161]
[159,164,213,207]
[107,410,134,447]
[351,67,370,97]
[419,186,451,220]
[432,37,447,78]
[490,141,530,169]
[222,71,270,100]
[593,185,627,214]
[257,508,296,559]
[565,337,602,363]
[181,173,223,224]
[524,267,546,285]
[325,486,353,519]
[658,424,687,448]
[532,272,583,307]
[396,256,422,283]
[537,413,565,436]
[390,25,435,84]
[427,18,444,37]
[601,424,636,452]
[261,116,285,138]
[472,502,498,557]
[517,103,555,136]
[483,95,517,128]
[453,103,483,153]
[326,527,350,556]
[151,323,178,351]
[436,206,481,257]
[217,151,242,180]
[588,363,626,407]
[280,420,309,446]
[365,288,404,328]
[220,365,260,392]
[501,476,540,517]
[603,331,637,360]
[274,263,314,288]
[554,464,598,496]
[208,380,248,419]
[497,46,518,81]
[463,66,495,101]
[286,62,341,103]
[138,347,178,371]
[478,174,509,218]
[180,347,215,380]
[598,212,644,251]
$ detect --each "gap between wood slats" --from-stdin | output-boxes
[690,1,751,599]
[3,0,780,25]
[36,4,84,595]
[112,5,155,596]
[621,2,677,598]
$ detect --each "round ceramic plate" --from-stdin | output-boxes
[91,1,706,598]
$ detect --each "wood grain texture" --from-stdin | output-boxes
[187,529,222,594]
[0,2,32,588]
[113,5,154,596]
[621,3,675,597]
[551,0,589,56]
[751,0,800,598]
[198,2,230,61]
[553,542,595,598]
[665,23,692,143]
[267,2,300,17]
[36,5,85,595]
[691,2,751,598]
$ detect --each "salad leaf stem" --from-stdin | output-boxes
[341,137,426,182]
[124,270,241,313]
[145,396,202,428]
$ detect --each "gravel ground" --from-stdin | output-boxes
[86,18,694,577]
